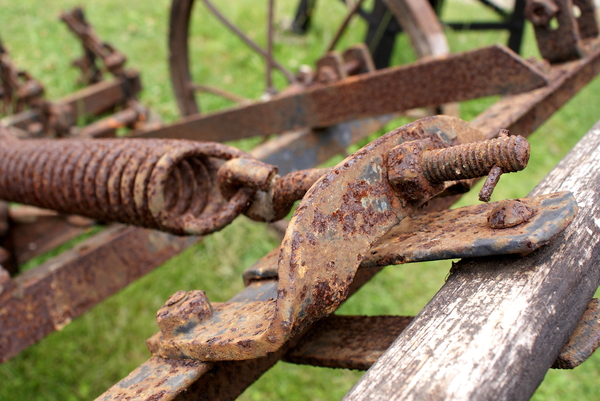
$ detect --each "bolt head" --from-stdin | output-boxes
[387,140,444,203]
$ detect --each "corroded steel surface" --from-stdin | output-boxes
[146,116,490,362]
[553,298,600,369]
[137,45,547,142]
[284,315,414,370]
[0,138,256,235]
[0,225,197,362]
[363,191,577,267]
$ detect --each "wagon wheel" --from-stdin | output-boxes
[169,0,454,118]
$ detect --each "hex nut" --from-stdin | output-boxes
[156,290,213,338]
[387,140,445,203]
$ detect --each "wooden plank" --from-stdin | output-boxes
[344,121,600,400]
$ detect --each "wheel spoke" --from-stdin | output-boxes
[201,0,296,84]
[190,83,250,104]
[266,0,275,94]
[327,0,367,52]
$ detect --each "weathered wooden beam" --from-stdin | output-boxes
[344,121,600,400]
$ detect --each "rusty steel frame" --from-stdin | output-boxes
[0,70,142,135]
[141,45,547,142]
[0,1,598,399]
[169,0,452,117]
[98,34,600,399]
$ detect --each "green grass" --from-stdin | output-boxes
[0,0,599,400]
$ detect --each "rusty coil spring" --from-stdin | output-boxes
[0,138,255,235]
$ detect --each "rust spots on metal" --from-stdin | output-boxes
[147,116,489,362]
[362,191,576,267]
[388,133,530,203]
[553,298,600,369]
[0,138,255,236]
[157,291,214,338]
[284,315,413,370]
[488,199,536,229]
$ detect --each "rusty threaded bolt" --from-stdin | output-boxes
[387,132,530,203]
[421,134,530,183]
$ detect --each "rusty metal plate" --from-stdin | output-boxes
[242,192,576,283]
[135,46,547,142]
[362,191,577,268]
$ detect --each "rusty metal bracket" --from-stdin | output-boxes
[60,7,128,83]
[0,39,45,114]
[144,116,564,362]
[526,0,599,63]
[242,192,577,284]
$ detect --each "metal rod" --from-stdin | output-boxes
[191,83,250,103]
[201,0,295,83]
[266,0,275,93]
[327,0,366,52]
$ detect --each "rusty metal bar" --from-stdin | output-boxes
[472,40,600,139]
[0,225,197,363]
[134,45,547,142]
[283,315,414,370]
[8,208,92,265]
[1,70,141,132]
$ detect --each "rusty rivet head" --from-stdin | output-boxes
[156,290,213,338]
[488,199,535,229]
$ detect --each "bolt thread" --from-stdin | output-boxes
[421,135,530,183]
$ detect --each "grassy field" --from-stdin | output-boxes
[0,0,599,400]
